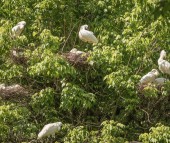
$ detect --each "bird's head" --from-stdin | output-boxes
[57,122,62,127]
[17,21,26,25]
[151,69,159,76]
[160,50,166,57]
[81,24,88,30]
[70,48,77,53]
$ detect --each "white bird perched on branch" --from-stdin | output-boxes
[139,69,159,85]
[70,48,85,55]
[79,25,98,44]
[12,21,26,37]
[38,122,62,139]
[154,78,169,85]
[158,50,170,75]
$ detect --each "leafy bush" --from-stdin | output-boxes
[0,103,37,142]
[99,120,126,143]
[60,82,96,111]
[64,120,127,143]
[139,124,170,143]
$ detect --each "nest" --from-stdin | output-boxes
[10,48,28,66]
[0,84,29,100]
[137,83,167,95]
[62,52,90,67]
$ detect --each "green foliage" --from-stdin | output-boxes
[161,81,170,96]
[60,82,96,111]
[30,87,58,122]
[0,0,170,142]
[143,84,158,98]
[0,103,37,142]
[64,126,89,143]
[64,120,127,143]
[139,124,170,143]
[27,47,77,83]
[0,65,23,82]
[39,29,60,52]
[99,120,126,143]
[31,87,55,110]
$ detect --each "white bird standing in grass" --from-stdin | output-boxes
[158,50,170,75]
[79,25,98,44]
[12,21,26,37]
[38,122,62,139]
[140,69,159,85]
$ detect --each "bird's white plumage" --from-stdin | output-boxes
[38,122,62,139]
[140,69,159,85]
[154,78,169,85]
[79,25,98,43]
[70,48,85,55]
[17,21,26,25]
[12,21,26,37]
[158,50,170,75]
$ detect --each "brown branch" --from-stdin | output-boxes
[140,109,153,124]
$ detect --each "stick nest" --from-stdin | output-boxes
[0,84,29,100]
[62,52,90,66]
[10,48,28,66]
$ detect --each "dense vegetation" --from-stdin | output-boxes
[0,0,170,142]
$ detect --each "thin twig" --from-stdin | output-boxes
[141,109,152,124]
[61,23,78,52]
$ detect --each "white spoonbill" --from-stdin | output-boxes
[12,21,26,37]
[70,48,85,55]
[38,122,62,139]
[154,78,169,85]
[140,69,159,85]
[158,50,170,75]
[79,25,98,43]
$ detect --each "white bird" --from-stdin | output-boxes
[158,50,170,75]
[70,48,85,55]
[12,21,26,37]
[140,69,159,85]
[38,122,62,139]
[154,78,169,85]
[79,25,98,43]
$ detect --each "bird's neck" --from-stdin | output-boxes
[160,54,165,59]
[158,54,165,63]
[153,74,158,77]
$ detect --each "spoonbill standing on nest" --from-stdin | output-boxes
[139,69,159,85]
[158,50,170,75]
[38,122,62,139]
[12,21,26,37]
[79,25,98,44]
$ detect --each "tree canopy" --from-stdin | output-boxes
[0,0,170,142]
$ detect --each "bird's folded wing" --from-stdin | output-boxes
[140,74,152,83]
[80,30,98,43]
